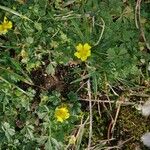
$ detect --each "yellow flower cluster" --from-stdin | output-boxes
[74,43,91,61]
[55,106,70,123]
[0,17,12,35]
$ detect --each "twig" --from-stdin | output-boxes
[118,137,134,147]
[76,81,88,93]
[89,138,115,149]
[135,0,141,29]
[94,18,105,46]
[111,103,121,133]
[76,116,89,137]
[66,116,89,150]
[102,146,121,150]
[102,102,114,142]
[98,138,115,143]
[135,0,150,50]
[87,79,92,150]
[107,120,113,144]
[80,98,136,105]
[103,102,114,121]
[97,102,101,117]
[129,93,150,97]
[110,101,122,134]
[107,83,119,96]
[91,146,121,150]
[106,92,112,110]
[50,29,60,39]
[104,76,113,110]
[75,116,89,150]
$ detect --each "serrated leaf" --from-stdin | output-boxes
[45,138,52,150]
[34,22,42,31]
[46,64,55,75]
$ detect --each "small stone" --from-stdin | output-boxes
[141,99,150,117]
[141,132,150,147]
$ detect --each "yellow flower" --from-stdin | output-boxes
[0,16,13,35]
[74,43,91,61]
[55,106,70,122]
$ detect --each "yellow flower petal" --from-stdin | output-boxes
[76,43,83,52]
[0,16,13,35]
[55,106,70,123]
[84,43,91,51]
[74,43,92,61]
[6,21,12,29]
[57,117,63,122]
[74,52,81,58]
[81,56,87,61]
[4,16,8,23]
[86,50,91,57]
[0,25,3,31]
[0,25,7,34]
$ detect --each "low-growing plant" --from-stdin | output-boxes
[0,0,150,149]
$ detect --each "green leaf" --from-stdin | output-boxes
[34,22,42,31]
[1,122,15,141]
[26,37,34,44]
[45,138,52,150]
[67,91,78,102]
[46,64,55,76]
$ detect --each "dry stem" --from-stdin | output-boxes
[135,0,150,50]
[87,79,93,150]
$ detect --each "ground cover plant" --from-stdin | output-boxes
[0,0,150,149]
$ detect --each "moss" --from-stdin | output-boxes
[117,106,150,149]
